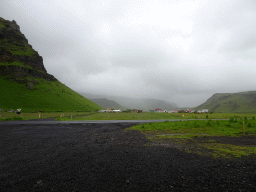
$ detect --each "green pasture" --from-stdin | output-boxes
[127,118,256,159]
[3,111,255,121]
[0,111,91,121]
[56,112,174,121]
[2,110,256,122]
[56,111,256,121]
[127,118,256,136]
[168,112,256,120]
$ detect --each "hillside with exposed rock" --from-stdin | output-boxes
[0,18,55,80]
[0,17,102,112]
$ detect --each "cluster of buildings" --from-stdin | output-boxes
[155,108,209,113]
[98,108,122,113]
[98,108,209,113]
[196,109,209,113]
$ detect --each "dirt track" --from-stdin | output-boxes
[1,122,256,191]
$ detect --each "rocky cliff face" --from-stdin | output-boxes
[0,17,56,80]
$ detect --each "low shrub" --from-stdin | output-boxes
[3,116,23,121]
[206,120,211,127]
[193,122,200,128]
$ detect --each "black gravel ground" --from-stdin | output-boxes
[1,122,256,192]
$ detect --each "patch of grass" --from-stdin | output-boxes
[151,134,195,140]
[206,143,256,159]
[59,112,176,121]
[128,119,256,137]
[0,61,33,69]
[0,39,36,56]
[0,111,92,121]
[10,46,35,56]
[47,111,256,121]
[1,116,24,121]
[128,119,256,159]
[168,113,256,120]
[0,22,6,28]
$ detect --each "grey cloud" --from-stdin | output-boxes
[220,26,256,52]
[110,46,166,68]
[1,0,256,107]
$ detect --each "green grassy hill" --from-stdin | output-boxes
[0,17,103,112]
[0,76,103,112]
[195,91,256,113]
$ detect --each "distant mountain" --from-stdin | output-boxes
[90,98,127,110]
[80,93,178,111]
[195,91,256,113]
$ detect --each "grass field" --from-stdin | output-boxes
[56,111,173,120]
[0,111,91,121]
[126,118,256,159]
[2,111,256,121]
[127,118,256,137]
[54,111,256,121]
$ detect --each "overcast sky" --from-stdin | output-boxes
[1,0,256,107]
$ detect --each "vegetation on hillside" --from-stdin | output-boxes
[195,91,256,113]
[0,18,36,57]
[0,76,103,112]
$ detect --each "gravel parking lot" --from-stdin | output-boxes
[1,122,256,191]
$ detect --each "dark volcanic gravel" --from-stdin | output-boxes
[1,122,256,191]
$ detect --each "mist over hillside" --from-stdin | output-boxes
[80,93,178,111]
[90,98,127,110]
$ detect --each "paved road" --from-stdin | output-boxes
[0,119,229,125]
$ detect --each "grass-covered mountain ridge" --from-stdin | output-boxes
[195,91,256,113]
[0,17,103,112]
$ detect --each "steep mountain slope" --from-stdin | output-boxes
[0,17,103,112]
[195,91,256,113]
